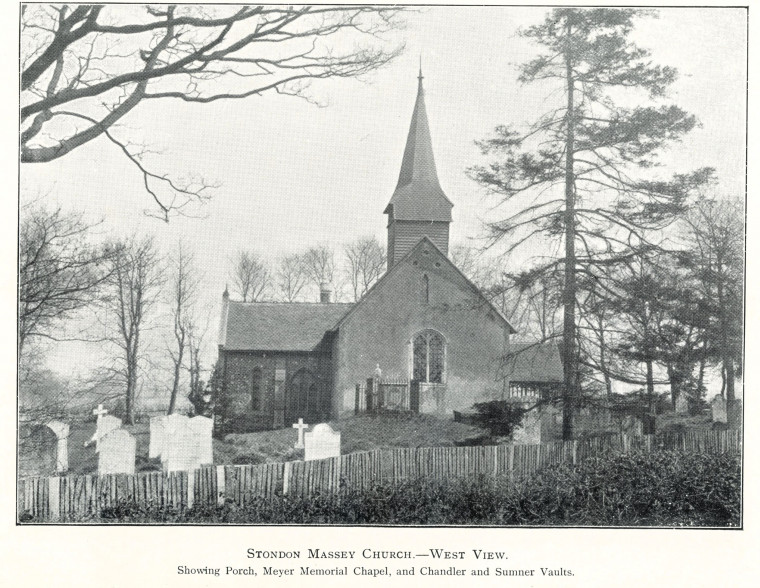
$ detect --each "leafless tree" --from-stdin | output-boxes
[165,242,199,414]
[230,250,270,302]
[276,253,307,302]
[102,236,164,424]
[344,236,385,301]
[186,304,212,406]
[19,203,116,355]
[21,5,405,219]
[303,244,335,301]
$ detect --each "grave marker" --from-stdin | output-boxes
[46,420,69,473]
[98,429,136,475]
[149,415,169,459]
[711,396,727,424]
[675,394,688,414]
[292,418,308,449]
[161,415,214,472]
[87,414,122,449]
[304,423,341,461]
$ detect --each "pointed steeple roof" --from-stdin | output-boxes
[384,70,453,222]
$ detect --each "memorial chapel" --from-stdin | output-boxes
[216,72,562,433]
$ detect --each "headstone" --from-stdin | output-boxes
[304,423,341,461]
[46,420,70,473]
[19,424,58,476]
[292,418,308,449]
[98,429,136,475]
[711,396,728,424]
[149,415,169,458]
[675,394,688,414]
[512,408,541,445]
[87,414,122,449]
[161,415,214,472]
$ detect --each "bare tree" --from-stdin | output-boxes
[276,253,307,302]
[230,250,270,302]
[303,245,335,301]
[19,203,115,355]
[21,5,404,219]
[344,236,385,301]
[103,236,163,424]
[165,242,199,414]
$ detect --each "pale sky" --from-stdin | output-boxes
[18,6,748,383]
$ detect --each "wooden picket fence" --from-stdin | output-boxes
[18,429,741,522]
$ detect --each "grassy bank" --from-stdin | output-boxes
[96,450,740,527]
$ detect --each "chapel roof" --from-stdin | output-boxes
[221,301,353,352]
[504,342,564,383]
[383,71,453,222]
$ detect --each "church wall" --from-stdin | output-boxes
[333,242,509,417]
[219,348,333,433]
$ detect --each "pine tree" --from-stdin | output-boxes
[469,8,713,439]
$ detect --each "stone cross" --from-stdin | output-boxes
[92,404,108,418]
[292,418,309,449]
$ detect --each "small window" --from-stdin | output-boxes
[251,367,262,411]
[422,274,430,304]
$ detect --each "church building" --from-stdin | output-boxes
[216,71,562,433]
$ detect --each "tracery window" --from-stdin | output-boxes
[412,330,445,384]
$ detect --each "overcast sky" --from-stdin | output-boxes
[18,6,747,380]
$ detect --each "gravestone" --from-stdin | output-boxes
[620,415,643,437]
[512,409,541,445]
[161,415,214,472]
[46,420,70,473]
[292,418,308,449]
[149,415,169,459]
[711,396,727,424]
[675,394,688,414]
[304,424,341,461]
[87,414,122,449]
[19,424,58,477]
[98,429,136,475]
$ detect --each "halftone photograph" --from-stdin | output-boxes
[18,4,744,529]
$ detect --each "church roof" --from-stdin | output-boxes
[221,301,353,352]
[505,342,564,383]
[384,72,453,222]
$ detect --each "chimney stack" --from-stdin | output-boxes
[320,283,332,303]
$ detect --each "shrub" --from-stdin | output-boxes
[470,400,526,437]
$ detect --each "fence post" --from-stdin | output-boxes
[366,378,374,412]
[283,461,292,496]
[216,465,226,506]
[48,477,60,521]
[572,440,577,466]
[187,470,195,509]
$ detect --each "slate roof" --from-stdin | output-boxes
[384,74,453,222]
[504,342,564,383]
[221,301,353,352]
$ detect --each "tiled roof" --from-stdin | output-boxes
[505,342,564,383]
[222,301,353,352]
[384,75,453,222]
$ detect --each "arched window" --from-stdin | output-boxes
[412,330,445,384]
[251,367,262,411]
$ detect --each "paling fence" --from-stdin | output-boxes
[18,429,741,522]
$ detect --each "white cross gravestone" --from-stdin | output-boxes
[304,424,341,461]
[98,429,136,475]
[86,414,122,449]
[711,395,728,424]
[45,420,69,473]
[161,415,214,472]
[292,418,308,449]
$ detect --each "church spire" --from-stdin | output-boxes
[384,70,453,267]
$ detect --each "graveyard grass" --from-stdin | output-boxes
[97,450,741,527]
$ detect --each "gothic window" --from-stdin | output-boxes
[412,330,445,384]
[251,367,262,411]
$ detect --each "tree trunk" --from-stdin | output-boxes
[561,24,577,441]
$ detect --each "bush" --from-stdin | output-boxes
[90,450,740,527]
[470,400,526,437]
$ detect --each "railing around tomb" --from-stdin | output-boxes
[354,378,420,414]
